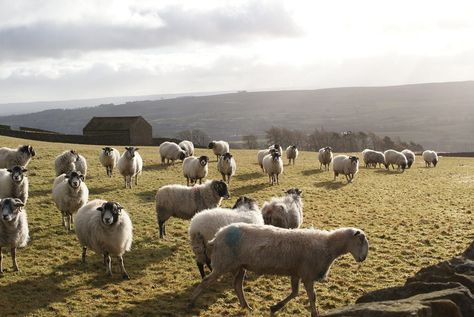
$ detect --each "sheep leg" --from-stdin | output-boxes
[303,280,318,317]
[270,276,300,314]
[276,174,279,185]
[104,252,112,276]
[189,270,221,307]
[197,261,206,279]
[135,174,138,186]
[159,220,166,238]
[123,176,127,188]
[234,268,251,310]
[82,246,87,264]
[68,214,73,232]
[227,175,231,185]
[186,177,190,186]
[118,256,130,280]
[0,247,3,274]
[11,247,19,272]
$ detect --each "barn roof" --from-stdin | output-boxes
[83,116,151,131]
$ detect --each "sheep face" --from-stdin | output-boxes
[232,196,258,210]
[212,180,230,199]
[97,202,123,226]
[125,147,139,159]
[222,153,232,162]
[433,159,438,167]
[7,166,27,183]
[407,161,413,168]
[349,230,369,263]
[69,150,79,160]
[349,156,359,167]
[291,145,297,150]
[102,147,113,156]
[208,142,216,149]
[20,145,36,157]
[179,151,186,160]
[400,162,407,170]
[271,152,281,161]
[198,156,209,166]
[1,198,24,223]
[65,171,84,189]
[285,188,302,196]
[324,146,332,153]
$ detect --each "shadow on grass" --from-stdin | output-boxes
[136,190,157,203]
[89,186,117,195]
[143,164,171,172]
[301,169,324,176]
[232,182,269,196]
[235,172,263,181]
[314,180,348,189]
[374,169,404,175]
[29,188,51,196]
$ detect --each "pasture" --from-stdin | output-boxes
[0,135,473,316]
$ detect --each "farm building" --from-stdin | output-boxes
[83,116,153,145]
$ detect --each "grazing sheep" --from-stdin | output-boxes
[156,180,230,238]
[52,171,89,231]
[54,150,79,176]
[262,151,283,185]
[0,145,36,169]
[117,147,143,189]
[190,224,369,317]
[318,147,333,170]
[261,188,303,229]
[0,198,29,274]
[208,140,230,161]
[383,149,408,171]
[75,154,87,178]
[269,144,283,154]
[257,148,276,172]
[75,199,133,279]
[183,156,209,186]
[99,147,120,177]
[0,166,29,204]
[362,149,385,168]
[422,150,439,167]
[286,145,298,165]
[189,196,262,278]
[217,152,236,184]
[179,140,195,157]
[160,141,186,165]
[401,149,416,168]
[333,155,359,183]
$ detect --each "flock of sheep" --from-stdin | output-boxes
[0,140,440,316]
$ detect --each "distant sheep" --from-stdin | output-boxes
[318,147,333,170]
[257,148,276,172]
[160,141,186,164]
[190,224,369,317]
[75,200,133,279]
[54,150,79,176]
[0,166,29,204]
[117,147,143,189]
[422,150,439,167]
[75,154,87,178]
[208,141,229,161]
[384,149,408,171]
[333,155,359,183]
[285,145,298,165]
[217,153,236,184]
[269,144,283,154]
[99,147,120,177]
[183,156,209,186]
[179,140,195,157]
[0,145,35,169]
[0,198,29,273]
[261,188,303,229]
[362,149,385,168]
[155,180,230,238]
[262,151,283,185]
[401,149,416,168]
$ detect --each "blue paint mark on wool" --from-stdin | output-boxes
[224,225,241,255]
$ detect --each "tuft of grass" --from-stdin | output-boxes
[0,135,473,316]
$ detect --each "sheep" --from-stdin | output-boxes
[286,145,298,165]
[333,155,359,183]
[0,198,29,274]
[401,149,416,168]
[383,149,408,171]
[318,146,333,170]
[75,154,87,178]
[190,224,369,317]
[262,151,283,185]
[183,155,209,186]
[179,140,195,157]
[0,145,36,169]
[261,188,303,229]
[188,196,262,278]
[52,171,89,231]
[362,149,385,168]
[99,147,120,177]
[160,141,186,165]
[269,144,283,154]
[75,199,133,279]
[422,150,439,167]
[155,180,230,238]
[208,140,230,161]
[217,152,236,184]
[117,147,143,189]
[0,166,29,205]
[257,148,276,172]
[54,150,79,176]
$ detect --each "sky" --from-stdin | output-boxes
[1,0,474,103]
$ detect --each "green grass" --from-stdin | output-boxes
[0,135,473,316]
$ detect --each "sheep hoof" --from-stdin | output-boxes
[13,267,19,272]
[187,302,195,309]
[122,273,130,280]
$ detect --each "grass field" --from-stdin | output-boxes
[0,135,473,317]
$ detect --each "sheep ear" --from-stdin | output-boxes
[102,147,106,150]
[354,230,361,236]
[79,175,85,181]
[22,168,28,173]
[14,199,25,208]
[135,148,139,151]
[97,207,103,212]
[6,169,12,173]
[64,174,70,179]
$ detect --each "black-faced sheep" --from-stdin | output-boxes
[117,147,143,189]
[0,145,35,169]
[333,155,359,183]
[318,147,333,171]
[208,141,230,161]
[99,147,120,177]
[0,166,29,204]
[262,151,283,185]
[217,153,236,185]
[286,145,298,165]
[160,142,186,165]
[183,156,209,186]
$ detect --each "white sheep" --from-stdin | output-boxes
[286,145,298,165]
[0,166,29,204]
[52,171,89,231]
[401,149,416,168]
[383,149,408,171]
[318,146,333,170]
[0,145,36,169]
[160,141,186,165]
[99,147,120,177]
[208,140,230,161]
[262,151,283,185]
[362,149,385,168]
[155,180,230,238]
[190,224,369,317]
[257,148,276,172]
[0,198,29,274]
[217,152,236,184]
[54,150,79,176]
[188,196,262,278]
[75,199,133,279]
[179,140,195,157]
[422,150,439,167]
[261,188,303,229]
[117,147,143,189]
[75,154,87,178]
[333,155,359,183]
[183,155,209,186]
[269,144,283,154]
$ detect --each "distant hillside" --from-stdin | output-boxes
[1,81,474,151]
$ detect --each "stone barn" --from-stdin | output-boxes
[83,116,153,145]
